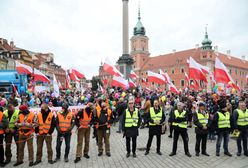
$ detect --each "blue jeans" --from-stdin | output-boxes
[237,130,248,154]
[56,132,71,159]
[216,131,229,153]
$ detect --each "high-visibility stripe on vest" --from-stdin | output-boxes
[237,109,248,126]
[217,111,230,128]
[37,112,54,134]
[172,110,187,128]
[125,108,138,127]
[4,109,19,130]
[57,112,73,132]
[196,112,209,127]
[149,107,162,126]
[96,109,111,129]
[19,112,35,135]
[79,110,92,128]
[0,112,4,134]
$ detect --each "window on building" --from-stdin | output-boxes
[235,69,237,75]
[181,68,184,73]
[133,48,136,51]
[164,69,167,72]
[171,69,174,74]
[172,81,175,85]
[240,71,242,76]
[229,69,232,74]
[181,80,185,87]
[143,58,145,61]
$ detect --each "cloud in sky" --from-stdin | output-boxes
[1,0,248,79]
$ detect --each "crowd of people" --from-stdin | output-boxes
[0,87,247,167]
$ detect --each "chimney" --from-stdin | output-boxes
[214,45,218,52]
[241,55,246,61]
[226,50,231,55]
[195,44,199,49]
[10,40,15,48]
[172,49,176,53]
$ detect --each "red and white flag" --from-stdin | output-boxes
[65,71,71,89]
[53,74,60,98]
[103,57,123,77]
[100,85,105,93]
[168,83,179,94]
[12,83,19,95]
[102,77,108,86]
[246,75,248,84]
[15,61,33,74]
[71,68,85,79]
[58,81,63,90]
[159,69,171,84]
[33,68,50,83]
[184,72,190,85]
[128,78,136,88]
[189,57,207,82]
[68,68,80,81]
[112,75,129,90]
[147,71,166,85]
[129,70,138,79]
[200,64,210,75]
[141,78,149,86]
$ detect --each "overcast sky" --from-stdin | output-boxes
[1,0,248,79]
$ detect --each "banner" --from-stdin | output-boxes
[29,105,85,115]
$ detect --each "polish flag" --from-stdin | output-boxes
[189,80,199,91]
[100,85,105,93]
[112,75,129,90]
[145,87,151,93]
[71,68,85,79]
[102,77,108,85]
[147,71,166,85]
[189,57,207,82]
[184,72,190,85]
[168,83,179,94]
[141,78,149,86]
[200,64,210,75]
[12,83,19,95]
[15,61,33,74]
[69,69,80,81]
[33,68,50,83]
[58,81,63,90]
[128,78,136,88]
[65,71,71,89]
[159,69,171,84]
[129,70,138,79]
[103,57,123,77]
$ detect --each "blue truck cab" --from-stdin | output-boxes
[0,70,28,97]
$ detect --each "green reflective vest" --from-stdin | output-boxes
[217,111,230,128]
[172,110,187,128]
[237,109,248,126]
[4,109,19,130]
[125,109,138,127]
[149,107,162,126]
[196,112,209,127]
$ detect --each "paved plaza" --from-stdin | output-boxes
[7,124,248,168]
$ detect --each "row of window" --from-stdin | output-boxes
[229,68,248,77]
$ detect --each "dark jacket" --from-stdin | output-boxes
[169,109,188,131]
[232,109,247,131]
[193,111,211,134]
[116,102,127,117]
[213,110,232,132]
[122,108,141,137]
[0,112,9,130]
[94,108,114,130]
[75,109,94,128]
[55,110,75,134]
[146,107,165,135]
[35,110,56,135]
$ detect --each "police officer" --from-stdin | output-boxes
[122,96,141,158]
[14,105,37,167]
[95,102,114,157]
[3,104,19,165]
[214,99,232,157]
[34,104,56,165]
[0,106,9,167]
[74,103,94,163]
[145,99,165,155]
[233,100,248,156]
[55,102,75,162]
[193,102,210,156]
[169,102,191,157]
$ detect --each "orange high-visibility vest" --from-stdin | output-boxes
[0,112,4,134]
[96,108,111,129]
[57,112,73,132]
[79,110,92,128]
[37,112,54,134]
[19,112,35,135]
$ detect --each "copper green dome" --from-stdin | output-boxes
[133,7,145,36]
[201,27,212,50]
